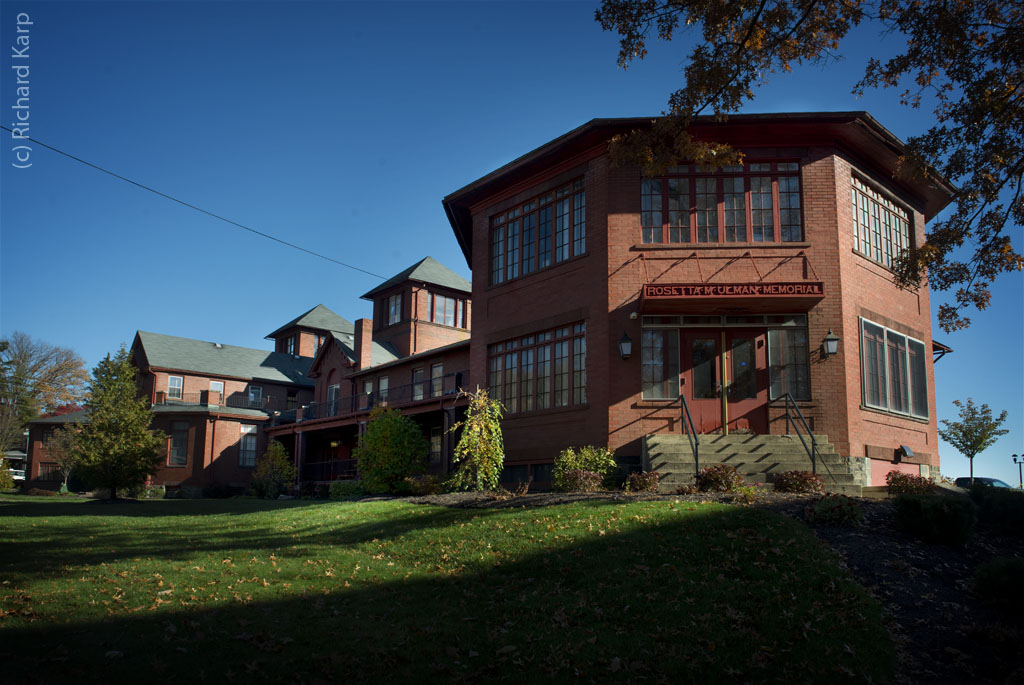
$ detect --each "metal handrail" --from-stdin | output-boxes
[678,394,700,475]
[778,392,836,484]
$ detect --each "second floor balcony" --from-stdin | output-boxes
[271,370,467,426]
[153,389,296,414]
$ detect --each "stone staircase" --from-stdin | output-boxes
[643,433,863,496]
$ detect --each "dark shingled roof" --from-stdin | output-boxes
[33,409,90,424]
[361,256,471,300]
[265,304,355,339]
[135,331,314,387]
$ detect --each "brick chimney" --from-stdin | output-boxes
[354,318,373,370]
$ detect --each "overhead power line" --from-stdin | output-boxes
[0,125,387,280]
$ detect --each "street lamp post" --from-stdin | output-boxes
[1013,454,1023,489]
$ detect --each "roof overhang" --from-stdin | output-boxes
[443,112,955,267]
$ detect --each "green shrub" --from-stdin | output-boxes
[0,468,14,490]
[625,471,661,493]
[355,406,429,494]
[806,494,862,526]
[969,486,1024,537]
[885,471,934,495]
[405,474,444,495]
[560,469,604,492]
[773,470,825,494]
[733,484,761,504]
[329,479,366,500]
[251,440,298,499]
[975,557,1024,613]
[894,494,976,546]
[553,446,618,491]
[695,464,745,492]
[448,390,505,492]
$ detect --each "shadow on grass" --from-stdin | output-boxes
[0,503,894,683]
[0,496,334,518]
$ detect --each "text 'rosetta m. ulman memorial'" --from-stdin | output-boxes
[643,282,825,299]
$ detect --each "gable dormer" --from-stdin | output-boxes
[265,304,355,358]
[360,257,471,358]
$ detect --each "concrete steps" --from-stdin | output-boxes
[643,433,862,496]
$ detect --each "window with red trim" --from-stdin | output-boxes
[641,163,802,244]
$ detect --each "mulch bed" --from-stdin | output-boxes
[405,490,1024,684]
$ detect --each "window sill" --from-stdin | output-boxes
[859,404,930,424]
[504,403,589,419]
[633,242,811,251]
[634,399,678,408]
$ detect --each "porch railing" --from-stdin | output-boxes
[301,458,358,482]
[778,392,836,484]
[154,391,288,413]
[273,370,467,426]
[678,393,700,475]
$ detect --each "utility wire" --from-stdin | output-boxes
[0,125,388,280]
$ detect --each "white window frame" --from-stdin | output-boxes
[239,424,258,467]
[379,376,389,404]
[248,385,263,407]
[327,384,340,415]
[209,380,224,395]
[388,294,402,325]
[168,376,183,400]
[286,336,295,355]
[859,317,929,419]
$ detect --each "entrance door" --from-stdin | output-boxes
[681,331,721,432]
[680,328,768,434]
[724,329,768,433]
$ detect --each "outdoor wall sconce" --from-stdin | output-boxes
[894,445,914,464]
[821,329,840,358]
[618,332,633,359]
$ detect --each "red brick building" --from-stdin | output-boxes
[443,112,953,487]
[264,257,473,481]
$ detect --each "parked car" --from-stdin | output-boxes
[954,477,1013,489]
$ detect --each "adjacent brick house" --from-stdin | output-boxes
[265,257,473,480]
[443,112,954,486]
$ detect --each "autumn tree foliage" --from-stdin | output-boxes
[354,406,429,494]
[449,389,505,492]
[595,0,1023,331]
[75,346,164,499]
[938,398,1010,482]
[0,333,88,452]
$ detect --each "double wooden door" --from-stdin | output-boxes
[679,328,768,433]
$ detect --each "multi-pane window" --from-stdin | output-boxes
[168,376,183,400]
[412,368,425,401]
[490,179,585,285]
[642,329,680,399]
[431,363,444,398]
[327,383,340,415]
[247,385,262,407]
[851,176,911,268]
[641,162,802,244]
[768,325,811,401]
[429,427,442,464]
[209,380,224,397]
[169,421,189,466]
[378,377,389,404]
[431,294,464,328]
[388,294,402,325]
[488,322,586,414]
[286,336,295,355]
[239,425,258,467]
[860,318,928,419]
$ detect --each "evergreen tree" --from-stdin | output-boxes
[75,346,164,499]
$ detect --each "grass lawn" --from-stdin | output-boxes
[0,495,894,682]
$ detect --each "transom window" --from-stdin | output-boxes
[860,318,928,419]
[851,176,911,269]
[641,162,801,244]
[490,179,585,286]
[488,322,586,414]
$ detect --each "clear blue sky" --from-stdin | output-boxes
[1,1,1021,484]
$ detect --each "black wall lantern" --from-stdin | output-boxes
[618,332,633,359]
[821,329,840,358]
